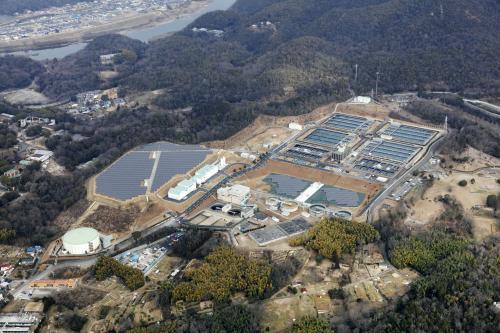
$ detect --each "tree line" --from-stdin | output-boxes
[94,256,145,291]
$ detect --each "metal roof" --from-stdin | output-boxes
[62,227,99,245]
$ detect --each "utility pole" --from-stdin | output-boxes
[375,71,382,97]
[354,64,358,83]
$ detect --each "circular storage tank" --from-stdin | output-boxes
[281,201,299,213]
[335,210,353,221]
[265,197,281,210]
[309,204,327,217]
[62,227,100,255]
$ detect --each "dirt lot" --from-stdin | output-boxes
[257,295,317,332]
[53,199,92,231]
[336,103,390,120]
[407,170,500,240]
[235,159,381,212]
[1,89,50,105]
[82,204,140,234]
[0,245,24,265]
[449,147,500,172]
[207,103,337,150]
[241,126,295,153]
[148,256,184,283]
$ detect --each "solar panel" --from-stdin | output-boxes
[151,150,209,191]
[249,225,288,245]
[96,152,154,200]
[95,142,210,201]
[248,220,312,245]
[306,186,365,207]
[263,173,312,198]
[279,219,311,235]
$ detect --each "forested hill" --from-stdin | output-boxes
[38,0,500,107]
[0,0,92,15]
[229,0,500,94]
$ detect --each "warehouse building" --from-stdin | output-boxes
[62,227,101,255]
[0,313,41,333]
[168,179,197,201]
[192,164,218,185]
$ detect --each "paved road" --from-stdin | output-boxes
[366,135,445,223]
[12,257,97,300]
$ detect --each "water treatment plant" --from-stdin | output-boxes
[84,98,443,249]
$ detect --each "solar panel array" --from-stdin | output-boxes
[286,143,329,160]
[151,151,209,191]
[96,152,155,200]
[279,219,311,235]
[362,140,419,163]
[354,158,399,176]
[263,173,312,198]
[134,141,205,152]
[96,142,210,201]
[381,124,435,145]
[325,113,372,132]
[306,186,365,207]
[304,128,349,148]
[249,219,312,245]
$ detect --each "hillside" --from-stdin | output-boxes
[37,0,500,105]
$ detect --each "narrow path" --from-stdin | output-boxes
[146,151,162,195]
[451,166,500,174]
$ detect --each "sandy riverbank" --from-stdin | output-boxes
[0,0,209,53]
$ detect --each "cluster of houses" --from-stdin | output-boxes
[0,246,43,306]
[68,88,126,115]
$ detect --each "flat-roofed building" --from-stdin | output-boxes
[0,313,41,333]
[168,179,197,201]
[192,164,218,185]
[217,184,250,205]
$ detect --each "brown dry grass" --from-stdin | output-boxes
[82,205,140,234]
[208,103,336,150]
[337,103,390,120]
[53,199,91,230]
[409,171,500,240]
[450,147,500,172]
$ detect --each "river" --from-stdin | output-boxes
[5,0,236,61]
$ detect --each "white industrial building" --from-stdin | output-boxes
[62,227,101,255]
[192,164,218,185]
[217,184,250,205]
[289,122,303,131]
[168,179,197,201]
[350,96,372,104]
[167,158,226,201]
